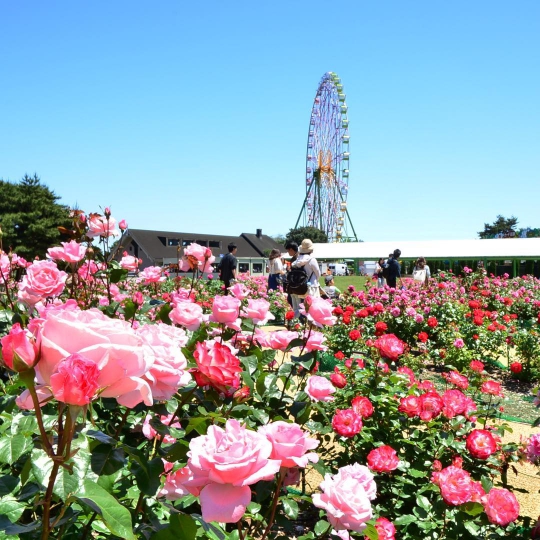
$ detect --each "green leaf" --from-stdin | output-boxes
[76,479,136,540]
[241,355,259,376]
[131,456,164,496]
[460,502,484,516]
[394,514,416,526]
[481,476,493,493]
[110,268,128,284]
[363,522,379,540]
[314,519,331,536]
[156,303,173,325]
[122,300,137,320]
[151,513,198,540]
[416,494,431,512]
[90,444,126,476]
[281,497,299,519]
[0,477,18,497]
[0,434,32,465]
[464,521,481,534]
[0,497,25,523]
[408,468,426,478]
[11,414,38,436]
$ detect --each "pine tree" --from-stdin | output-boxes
[0,174,70,258]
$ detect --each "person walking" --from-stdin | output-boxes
[412,256,431,286]
[219,243,237,294]
[267,248,285,291]
[290,239,321,318]
[386,249,404,289]
[374,257,386,288]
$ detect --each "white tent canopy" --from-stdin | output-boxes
[311,238,540,261]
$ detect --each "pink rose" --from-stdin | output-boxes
[351,396,374,418]
[142,413,182,444]
[305,375,336,402]
[139,266,165,284]
[120,252,140,271]
[442,389,476,419]
[228,283,250,300]
[302,296,337,328]
[481,380,504,397]
[371,517,396,540]
[18,260,68,304]
[119,219,128,231]
[303,330,327,351]
[434,466,473,506]
[313,464,375,534]
[0,323,38,372]
[241,298,275,325]
[170,300,204,331]
[193,340,242,394]
[160,466,207,501]
[483,488,519,526]
[398,395,421,417]
[258,421,319,468]
[332,409,363,438]
[267,330,298,351]
[87,214,119,238]
[466,429,498,460]
[418,391,444,421]
[50,353,100,406]
[27,308,152,408]
[137,323,191,401]
[374,334,405,362]
[78,261,101,282]
[47,240,87,263]
[526,433,540,463]
[187,419,281,522]
[367,445,399,472]
[209,296,241,331]
[0,252,11,278]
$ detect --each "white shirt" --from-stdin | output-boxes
[292,254,320,285]
[268,258,283,274]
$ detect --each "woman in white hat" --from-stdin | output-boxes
[290,238,321,317]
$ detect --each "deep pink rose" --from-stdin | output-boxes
[305,376,336,402]
[481,380,504,397]
[398,395,421,417]
[47,240,87,263]
[241,298,275,325]
[209,296,241,331]
[193,340,242,394]
[313,464,375,534]
[374,334,405,362]
[466,429,498,460]
[187,419,281,522]
[137,324,191,401]
[258,421,319,468]
[351,396,374,418]
[435,466,473,506]
[418,391,444,421]
[18,260,67,304]
[50,353,100,406]
[367,445,399,472]
[442,389,476,419]
[371,517,396,540]
[483,488,519,526]
[332,409,363,438]
[0,323,38,372]
[118,219,128,230]
[87,214,119,238]
[526,433,540,463]
[170,300,204,331]
[302,296,337,328]
[330,367,347,388]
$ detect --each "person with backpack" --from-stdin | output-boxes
[288,238,320,318]
[412,256,431,286]
[386,249,404,289]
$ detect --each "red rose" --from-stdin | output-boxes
[193,341,242,395]
[334,351,345,360]
[375,321,388,332]
[418,391,443,421]
[351,396,374,418]
[398,395,420,417]
[333,306,344,316]
[483,488,519,526]
[331,409,363,438]
[481,380,503,397]
[357,309,369,318]
[343,315,351,324]
[427,317,438,328]
[436,466,473,506]
[466,429,498,460]
[348,329,361,341]
[285,310,295,321]
[442,389,476,419]
[374,334,405,362]
[367,445,399,472]
[418,331,429,343]
[510,362,522,374]
[330,367,347,389]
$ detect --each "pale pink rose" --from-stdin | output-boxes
[137,323,191,401]
[78,260,101,282]
[142,413,182,444]
[267,330,299,351]
[306,376,336,402]
[50,353,100,406]
[170,289,195,303]
[16,385,53,410]
[0,252,11,278]
[47,240,87,263]
[120,252,140,271]
[313,464,375,534]
[160,466,208,500]
[139,266,166,284]
[254,328,271,348]
[258,421,319,468]
[303,330,327,351]
[0,323,38,372]
[209,296,242,331]
[87,214,119,238]
[35,298,79,318]
[18,260,68,304]
[302,296,337,328]
[241,298,275,325]
[34,308,152,408]
[170,300,204,331]
[228,283,250,300]
[187,419,281,522]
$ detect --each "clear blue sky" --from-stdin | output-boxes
[1,1,539,242]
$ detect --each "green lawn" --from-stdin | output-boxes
[319,275,372,291]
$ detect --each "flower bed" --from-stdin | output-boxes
[0,211,539,539]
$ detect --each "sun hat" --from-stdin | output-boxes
[324,275,333,285]
[299,239,314,254]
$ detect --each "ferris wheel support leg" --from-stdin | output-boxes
[294,180,315,230]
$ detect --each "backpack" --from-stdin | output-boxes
[286,266,309,295]
[413,267,426,283]
[381,262,390,280]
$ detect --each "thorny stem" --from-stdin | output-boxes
[259,470,285,540]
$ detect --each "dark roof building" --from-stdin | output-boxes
[119,228,283,271]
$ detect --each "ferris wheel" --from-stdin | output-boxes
[295,72,357,242]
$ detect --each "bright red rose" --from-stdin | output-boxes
[285,310,295,321]
[483,488,519,526]
[351,396,374,418]
[332,409,363,438]
[348,329,361,341]
[466,429,498,460]
[333,306,344,316]
[510,362,523,374]
[417,331,429,343]
[334,351,345,360]
[330,367,347,389]
[367,445,399,472]
[375,321,388,332]
[427,316,438,328]
[398,395,421,417]
[374,334,405,362]
[469,360,484,372]
[357,309,369,318]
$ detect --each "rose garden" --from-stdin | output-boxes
[0,210,539,540]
